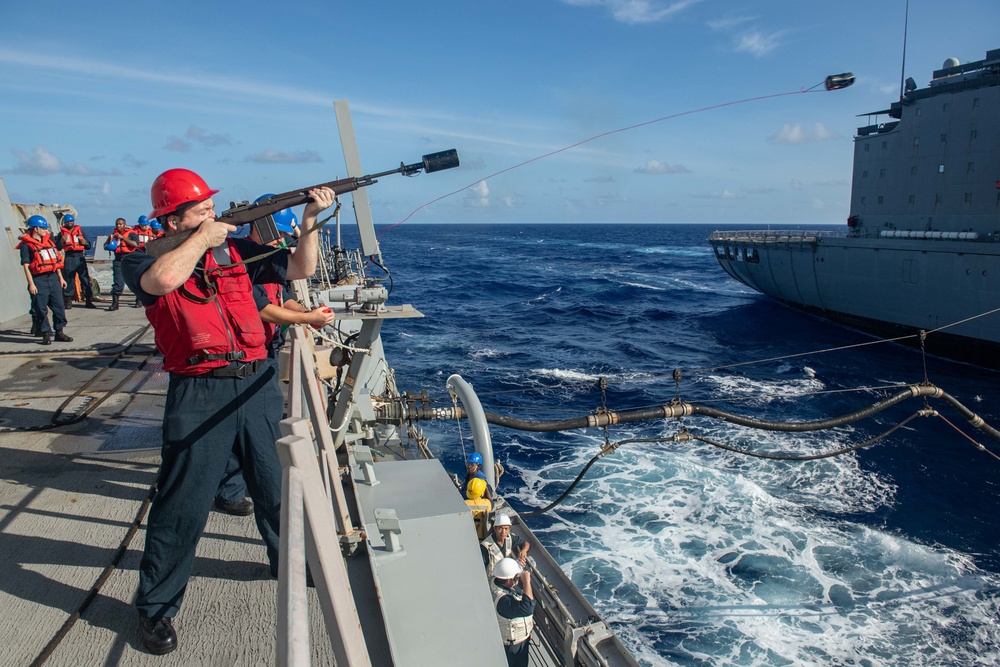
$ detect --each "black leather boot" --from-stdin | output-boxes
[139,615,177,655]
[110,295,119,311]
[85,299,98,309]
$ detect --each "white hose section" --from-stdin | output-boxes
[446,374,496,490]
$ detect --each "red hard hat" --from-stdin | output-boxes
[149,168,220,219]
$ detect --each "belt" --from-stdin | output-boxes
[207,360,260,378]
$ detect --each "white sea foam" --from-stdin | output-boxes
[470,348,507,360]
[501,429,1000,667]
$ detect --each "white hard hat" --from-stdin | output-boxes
[494,513,512,527]
[493,557,522,580]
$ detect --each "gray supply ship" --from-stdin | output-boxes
[709,48,1000,368]
[0,102,640,666]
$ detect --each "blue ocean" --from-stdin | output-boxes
[371,222,1000,667]
[81,220,1000,665]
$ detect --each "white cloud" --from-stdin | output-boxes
[8,146,122,176]
[768,122,836,145]
[707,15,754,30]
[186,125,234,147]
[466,180,490,207]
[789,179,803,190]
[165,137,193,153]
[11,145,62,175]
[561,0,702,24]
[735,29,784,57]
[691,190,741,199]
[635,159,690,174]
[244,150,323,164]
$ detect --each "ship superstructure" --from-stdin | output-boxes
[710,48,1000,367]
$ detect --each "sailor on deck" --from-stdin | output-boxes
[16,216,73,345]
[481,513,530,576]
[122,167,334,655]
[55,213,97,309]
[492,557,535,667]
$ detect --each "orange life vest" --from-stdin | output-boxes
[16,233,64,275]
[144,240,267,375]
[113,226,136,254]
[59,225,88,252]
[132,227,154,250]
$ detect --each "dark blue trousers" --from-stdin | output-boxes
[215,450,248,504]
[136,359,284,620]
[62,252,94,301]
[30,271,67,335]
[111,256,125,296]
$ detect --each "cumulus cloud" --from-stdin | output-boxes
[122,154,147,169]
[10,145,62,175]
[635,159,690,174]
[691,189,741,200]
[8,146,122,176]
[165,136,192,152]
[465,180,490,207]
[186,125,233,147]
[735,29,784,57]
[561,0,701,25]
[768,122,836,144]
[707,14,754,30]
[244,150,323,164]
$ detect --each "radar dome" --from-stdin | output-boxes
[943,57,960,69]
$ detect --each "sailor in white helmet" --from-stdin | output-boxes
[481,513,530,577]
[492,557,535,667]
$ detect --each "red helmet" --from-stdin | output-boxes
[149,168,220,219]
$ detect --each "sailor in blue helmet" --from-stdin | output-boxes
[460,451,493,502]
[15,216,73,345]
[214,196,335,516]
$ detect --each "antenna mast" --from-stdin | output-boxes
[899,0,910,99]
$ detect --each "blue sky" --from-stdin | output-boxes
[2,1,998,227]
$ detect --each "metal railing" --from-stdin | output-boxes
[275,326,372,667]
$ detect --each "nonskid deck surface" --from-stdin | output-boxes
[0,304,336,666]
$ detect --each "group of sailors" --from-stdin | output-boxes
[14,213,166,344]
[461,452,536,667]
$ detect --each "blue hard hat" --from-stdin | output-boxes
[150,219,162,230]
[27,215,49,229]
[467,452,483,466]
[137,215,148,226]
[62,214,76,224]
[104,238,119,252]
[254,194,298,234]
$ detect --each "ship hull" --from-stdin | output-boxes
[710,232,1000,368]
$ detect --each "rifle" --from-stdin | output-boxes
[144,149,459,257]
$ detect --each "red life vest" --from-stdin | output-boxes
[261,282,283,351]
[60,225,88,252]
[151,229,165,239]
[113,226,136,254]
[16,233,64,275]
[145,240,268,375]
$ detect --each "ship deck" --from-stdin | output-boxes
[0,298,337,666]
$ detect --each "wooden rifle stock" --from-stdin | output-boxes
[144,148,459,258]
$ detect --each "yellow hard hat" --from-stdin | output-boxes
[467,477,487,500]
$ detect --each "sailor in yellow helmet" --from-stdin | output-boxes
[465,477,492,539]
